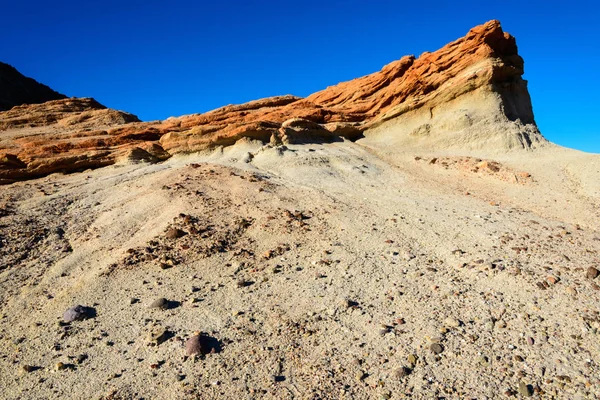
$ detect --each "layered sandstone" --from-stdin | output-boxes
[0,20,545,184]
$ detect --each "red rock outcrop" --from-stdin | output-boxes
[0,20,545,184]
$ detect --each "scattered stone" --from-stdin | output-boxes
[147,327,173,346]
[165,228,186,239]
[63,305,96,322]
[527,337,535,346]
[478,355,490,367]
[236,278,250,288]
[263,250,274,260]
[586,267,599,279]
[55,362,67,371]
[341,298,358,309]
[518,381,533,397]
[379,324,392,336]
[407,354,418,365]
[76,354,88,364]
[20,365,36,373]
[185,333,221,355]
[356,371,368,381]
[393,366,411,379]
[149,298,169,310]
[430,343,444,354]
[547,275,559,285]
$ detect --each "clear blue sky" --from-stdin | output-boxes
[1,0,598,152]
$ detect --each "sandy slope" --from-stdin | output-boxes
[0,140,599,399]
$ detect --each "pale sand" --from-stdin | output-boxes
[0,138,599,399]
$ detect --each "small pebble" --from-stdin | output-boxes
[149,298,169,310]
[356,371,368,381]
[430,343,444,354]
[407,354,418,365]
[63,305,95,322]
[147,328,171,346]
[341,298,356,309]
[21,365,35,373]
[76,354,88,364]
[518,381,533,397]
[185,333,220,355]
[393,366,411,379]
[586,267,599,279]
[527,337,535,346]
[379,325,391,336]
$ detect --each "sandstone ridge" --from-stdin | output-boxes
[0,20,545,184]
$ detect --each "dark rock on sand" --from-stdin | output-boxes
[63,305,96,322]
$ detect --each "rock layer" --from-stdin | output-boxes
[0,20,545,184]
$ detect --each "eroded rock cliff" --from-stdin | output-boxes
[0,20,545,184]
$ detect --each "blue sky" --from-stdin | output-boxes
[2,0,598,152]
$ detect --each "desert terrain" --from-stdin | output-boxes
[1,21,599,399]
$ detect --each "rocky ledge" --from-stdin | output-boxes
[0,20,545,184]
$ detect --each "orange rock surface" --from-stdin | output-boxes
[0,20,537,184]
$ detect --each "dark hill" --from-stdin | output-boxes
[0,62,66,111]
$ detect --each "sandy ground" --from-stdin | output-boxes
[0,139,599,399]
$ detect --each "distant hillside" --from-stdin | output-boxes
[0,62,67,111]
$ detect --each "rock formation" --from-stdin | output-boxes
[0,62,67,111]
[0,20,546,184]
